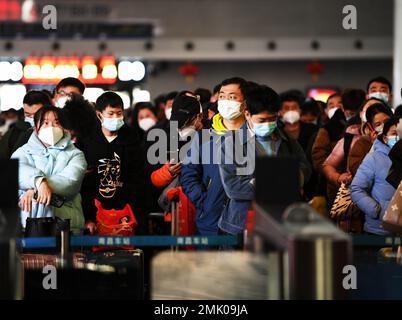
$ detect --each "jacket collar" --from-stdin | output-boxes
[373,138,390,155]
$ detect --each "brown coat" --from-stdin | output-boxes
[311,128,338,172]
[348,135,373,177]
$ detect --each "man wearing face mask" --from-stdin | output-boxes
[0,90,51,159]
[53,77,86,108]
[76,92,147,235]
[366,76,393,106]
[216,85,311,235]
[278,93,318,155]
[181,77,250,236]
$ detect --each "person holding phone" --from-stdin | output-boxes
[150,94,203,189]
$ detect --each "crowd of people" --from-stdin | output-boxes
[0,75,401,238]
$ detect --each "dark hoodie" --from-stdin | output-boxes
[76,123,148,233]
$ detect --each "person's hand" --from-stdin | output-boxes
[20,189,35,213]
[166,161,182,176]
[337,172,352,185]
[37,179,53,206]
[85,221,97,235]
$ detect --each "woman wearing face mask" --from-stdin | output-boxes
[128,102,159,140]
[348,103,393,176]
[11,106,87,233]
[351,117,399,235]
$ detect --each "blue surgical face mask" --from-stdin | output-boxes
[253,121,277,138]
[101,117,124,132]
[25,116,34,127]
[387,135,400,149]
[368,92,389,103]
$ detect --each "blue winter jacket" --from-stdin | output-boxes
[180,126,230,235]
[218,125,311,234]
[350,139,395,235]
[11,132,87,233]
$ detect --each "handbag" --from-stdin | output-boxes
[383,184,402,234]
[330,182,363,233]
[24,217,70,238]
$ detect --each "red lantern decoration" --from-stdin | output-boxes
[179,62,199,83]
[306,61,324,82]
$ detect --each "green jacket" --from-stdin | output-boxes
[0,121,32,159]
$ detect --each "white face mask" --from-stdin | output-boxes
[327,107,339,120]
[217,100,243,120]
[375,123,384,134]
[38,126,64,146]
[25,116,35,127]
[368,92,389,103]
[55,96,70,108]
[138,118,156,131]
[282,110,300,124]
[165,107,172,120]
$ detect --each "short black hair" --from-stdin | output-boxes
[34,105,66,130]
[279,92,301,109]
[220,77,249,97]
[246,85,280,115]
[95,91,124,112]
[23,90,52,106]
[381,117,399,137]
[61,93,97,139]
[365,103,393,126]
[301,98,320,116]
[367,76,392,92]
[55,77,86,95]
[341,89,366,112]
[194,88,211,105]
[280,89,305,106]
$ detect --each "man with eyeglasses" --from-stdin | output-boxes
[53,77,86,108]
